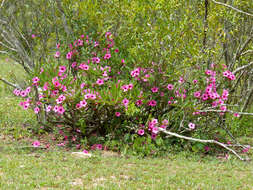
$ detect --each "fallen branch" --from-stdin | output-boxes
[159,128,249,161]
[210,0,253,17]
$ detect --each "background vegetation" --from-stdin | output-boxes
[0,0,253,157]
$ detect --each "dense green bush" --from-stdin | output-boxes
[1,0,253,155]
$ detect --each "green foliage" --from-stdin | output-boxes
[1,0,253,155]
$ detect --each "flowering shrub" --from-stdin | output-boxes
[12,32,245,154]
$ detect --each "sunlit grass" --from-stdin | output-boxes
[0,139,253,190]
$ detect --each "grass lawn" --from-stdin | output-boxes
[0,139,253,190]
[1,58,253,189]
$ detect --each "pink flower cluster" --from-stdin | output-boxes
[194,69,232,112]
[223,70,236,80]
[141,118,169,139]
[91,144,103,150]
[15,32,241,149]
[121,83,133,92]
[130,68,140,78]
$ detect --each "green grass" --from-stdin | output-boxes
[0,139,253,190]
[1,58,253,189]
[0,58,35,138]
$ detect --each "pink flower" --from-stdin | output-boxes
[167,84,174,90]
[54,51,60,58]
[160,125,167,129]
[59,66,66,73]
[94,41,99,47]
[34,107,40,114]
[229,74,236,80]
[20,91,28,97]
[66,51,73,60]
[25,87,31,94]
[32,77,40,85]
[138,129,144,136]
[122,98,129,107]
[202,93,209,101]
[71,62,77,68]
[46,105,52,112]
[53,105,59,113]
[79,64,89,70]
[188,122,195,129]
[194,91,201,98]
[162,119,168,125]
[56,43,60,48]
[104,53,111,60]
[42,82,49,91]
[115,112,121,117]
[92,57,100,63]
[220,105,227,112]
[218,99,224,105]
[151,87,159,93]
[76,103,81,109]
[121,85,129,92]
[204,146,210,152]
[23,103,29,110]
[178,77,184,84]
[233,113,240,117]
[32,140,40,147]
[205,70,212,75]
[193,79,198,84]
[83,149,89,154]
[151,133,157,140]
[223,70,236,80]
[80,100,87,107]
[96,79,104,85]
[148,100,157,107]
[242,146,250,153]
[212,101,218,108]
[53,80,61,88]
[57,106,65,114]
[57,142,65,147]
[130,68,140,78]
[128,84,133,90]
[31,34,36,39]
[136,100,143,106]
[149,119,157,126]
[97,144,103,150]
[13,89,21,96]
[152,127,159,134]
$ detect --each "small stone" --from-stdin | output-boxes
[71,152,92,158]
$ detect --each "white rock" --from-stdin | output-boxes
[71,152,92,158]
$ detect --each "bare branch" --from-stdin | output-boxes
[0,0,5,8]
[241,86,253,113]
[197,109,253,116]
[233,34,252,62]
[241,50,253,56]
[0,76,21,89]
[0,41,18,52]
[159,128,248,161]
[55,0,73,37]
[210,0,253,17]
[232,62,253,75]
